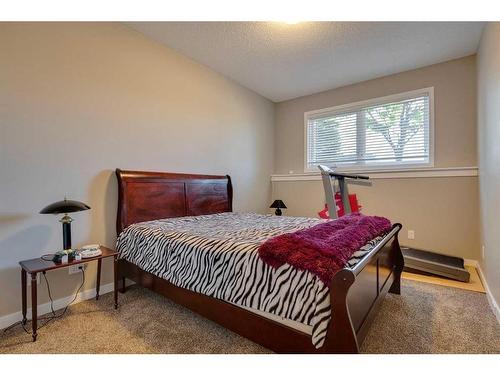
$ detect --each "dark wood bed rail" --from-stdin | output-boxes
[114,168,404,353]
[325,224,403,352]
[351,224,403,276]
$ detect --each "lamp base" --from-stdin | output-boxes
[60,214,73,250]
[275,208,282,216]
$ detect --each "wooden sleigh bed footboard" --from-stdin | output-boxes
[115,169,404,353]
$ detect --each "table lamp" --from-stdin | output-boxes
[270,199,287,216]
[40,198,90,249]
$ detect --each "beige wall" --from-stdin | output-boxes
[275,55,477,174]
[477,23,500,307]
[273,177,479,259]
[0,23,274,317]
[273,56,480,259]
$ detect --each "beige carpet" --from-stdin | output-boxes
[1,279,499,354]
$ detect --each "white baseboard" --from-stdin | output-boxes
[464,258,479,267]
[474,262,500,325]
[0,282,114,330]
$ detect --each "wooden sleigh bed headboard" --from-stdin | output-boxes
[115,169,233,234]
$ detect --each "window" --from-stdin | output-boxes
[305,88,434,172]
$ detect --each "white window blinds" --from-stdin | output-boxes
[306,89,432,171]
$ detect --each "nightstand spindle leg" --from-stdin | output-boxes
[21,269,27,325]
[96,258,102,300]
[31,273,37,342]
[113,256,118,309]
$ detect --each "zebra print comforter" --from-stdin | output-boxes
[116,212,384,348]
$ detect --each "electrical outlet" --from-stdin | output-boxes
[407,230,415,240]
[69,263,87,275]
[27,273,40,286]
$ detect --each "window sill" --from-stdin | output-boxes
[271,166,478,181]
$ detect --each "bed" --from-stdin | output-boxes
[115,168,404,353]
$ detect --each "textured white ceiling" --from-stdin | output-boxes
[127,22,484,102]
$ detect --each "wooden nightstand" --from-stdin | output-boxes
[19,246,119,342]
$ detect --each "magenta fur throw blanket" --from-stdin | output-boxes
[258,213,392,284]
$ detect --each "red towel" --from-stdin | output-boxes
[258,213,391,284]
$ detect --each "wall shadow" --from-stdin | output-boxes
[87,169,118,248]
[0,225,52,264]
[0,225,52,315]
[0,214,31,227]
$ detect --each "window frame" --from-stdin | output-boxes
[303,87,435,173]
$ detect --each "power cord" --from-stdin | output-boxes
[2,267,86,335]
